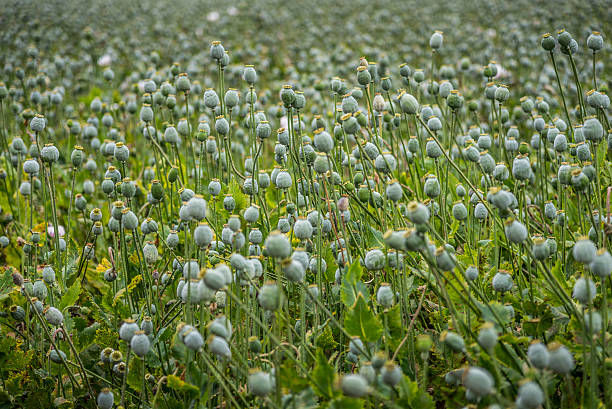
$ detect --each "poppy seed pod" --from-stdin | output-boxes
[143,241,158,264]
[587,31,604,52]
[313,129,334,153]
[30,114,46,132]
[590,248,612,277]
[97,388,114,409]
[462,367,494,397]
[547,342,574,374]
[424,176,440,198]
[244,369,273,398]
[49,349,67,364]
[41,144,60,163]
[572,277,596,304]
[516,381,544,409]
[407,201,430,225]
[557,29,573,47]
[527,342,550,369]
[214,115,229,135]
[356,66,371,86]
[492,270,513,293]
[183,329,204,351]
[376,283,395,307]
[257,282,281,311]
[541,33,556,51]
[464,265,478,281]
[44,306,63,326]
[119,319,139,342]
[23,158,39,174]
[341,374,369,398]
[399,92,419,114]
[176,73,191,92]
[429,30,443,49]
[426,138,442,158]
[583,116,604,142]
[210,41,225,60]
[478,322,498,351]
[494,85,510,103]
[130,330,150,357]
[280,85,296,108]
[532,237,549,260]
[441,330,465,352]
[381,361,402,386]
[243,65,257,84]
[452,201,468,220]
[364,249,385,270]
[504,218,527,243]
[139,104,154,123]
[435,246,455,271]
[573,236,596,264]
[293,217,313,240]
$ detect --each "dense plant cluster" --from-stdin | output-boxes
[0,0,611,408]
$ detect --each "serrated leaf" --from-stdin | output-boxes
[344,294,382,343]
[341,262,369,307]
[59,281,81,311]
[397,376,434,409]
[312,349,336,398]
[167,374,199,396]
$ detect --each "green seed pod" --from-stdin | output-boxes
[541,33,556,51]
[341,374,369,398]
[97,388,114,409]
[45,306,64,326]
[547,342,574,374]
[399,92,419,114]
[492,270,513,293]
[573,236,596,264]
[441,330,465,352]
[527,342,549,369]
[572,277,596,304]
[532,237,549,260]
[429,30,443,49]
[119,319,139,342]
[587,31,604,52]
[258,282,281,311]
[10,305,25,321]
[381,361,402,386]
[41,144,60,163]
[462,366,494,397]
[590,248,612,277]
[151,180,165,201]
[249,369,273,397]
[376,283,395,307]
[516,381,544,409]
[477,322,498,351]
[49,349,67,364]
[30,114,46,132]
[248,336,262,353]
[131,330,150,357]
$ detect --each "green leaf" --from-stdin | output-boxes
[366,225,384,248]
[397,376,434,409]
[127,357,144,392]
[279,360,309,392]
[341,262,369,307]
[315,324,338,354]
[312,349,336,398]
[59,281,81,311]
[329,397,364,409]
[228,179,247,214]
[167,374,199,396]
[344,294,382,343]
